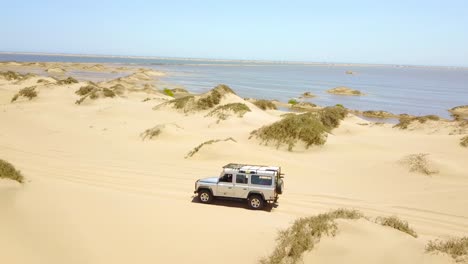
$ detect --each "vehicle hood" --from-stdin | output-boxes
[198,177,219,183]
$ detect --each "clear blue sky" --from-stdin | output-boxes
[1,0,467,66]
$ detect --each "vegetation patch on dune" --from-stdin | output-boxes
[260,209,363,264]
[171,88,189,94]
[253,99,277,110]
[250,106,347,151]
[0,71,28,81]
[460,136,468,147]
[376,216,418,238]
[0,159,24,183]
[206,103,251,122]
[319,105,348,129]
[250,112,328,151]
[162,84,235,113]
[75,84,117,104]
[426,237,468,262]
[400,153,439,175]
[361,110,397,119]
[185,137,236,158]
[394,115,440,129]
[11,86,37,102]
[449,105,468,121]
[56,77,78,85]
[291,102,317,111]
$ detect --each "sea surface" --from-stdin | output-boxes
[1,53,467,118]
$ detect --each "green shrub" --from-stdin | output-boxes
[461,136,468,147]
[0,159,24,183]
[11,86,37,102]
[426,237,468,262]
[163,88,174,97]
[288,99,298,105]
[335,104,344,108]
[56,77,78,85]
[253,99,277,110]
[206,103,251,121]
[376,216,417,237]
[260,209,363,264]
[250,112,328,151]
[319,106,348,129]
[185,137,236,158]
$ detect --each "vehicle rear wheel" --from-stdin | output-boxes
[248,195,264,210]
[198,189,213,204]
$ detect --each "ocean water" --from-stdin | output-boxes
[1,53,467,118]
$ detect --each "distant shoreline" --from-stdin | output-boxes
[1,51,467,70]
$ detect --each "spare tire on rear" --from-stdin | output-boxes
[276,178,284,194]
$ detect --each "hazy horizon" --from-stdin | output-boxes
[1,1,468,67]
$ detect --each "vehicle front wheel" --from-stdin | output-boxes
[198,189,213,204]
[248,195,264,210]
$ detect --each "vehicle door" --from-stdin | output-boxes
[217,173,234,197]
[233,174,249,198]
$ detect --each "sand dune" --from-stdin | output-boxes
[1,65,467,264]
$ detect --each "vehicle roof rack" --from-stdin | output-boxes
[223,163,268,169]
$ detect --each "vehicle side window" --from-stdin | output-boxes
[236,174,248,184]
[219,174,233,183]
[251,175,272,186]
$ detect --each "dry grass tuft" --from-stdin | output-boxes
[206,103,251,122]
[11,86,37,102]
[426,237,468,262]
[56,77,78,85]
[250,112,328,151]
[400,153,438,175]
[185,137,236,158]
[376,216,418,237]
[460,136,468,147]
[140,127,162,140]
[0,159,24,183]
[253,99,277,110]
[260,209,363,264]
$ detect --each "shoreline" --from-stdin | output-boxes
[0,60,466,121]
[2,52,468,70]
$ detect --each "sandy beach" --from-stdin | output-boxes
[1,62,467,264]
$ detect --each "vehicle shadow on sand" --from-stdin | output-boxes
[190,196,276,212]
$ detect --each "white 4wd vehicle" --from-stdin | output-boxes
[194,163,284,210]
